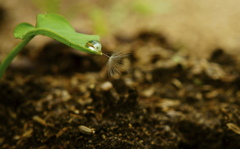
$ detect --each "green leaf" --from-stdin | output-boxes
[13,13,102,55]
[14,23,35,39]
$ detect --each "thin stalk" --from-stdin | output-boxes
[103,53,110,58]
[0,36,34,79]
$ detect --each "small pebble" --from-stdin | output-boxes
[78,125,94,135]
[171,78,182,89]
[227,123,240,134]
[61,90,71,101]
[102,134,106,139]
[88,84,95,89]
[142,87,155,97]
[56,127,69,138]
[101,81,113,91]
[33,115,47,126]
[22,128,33,138]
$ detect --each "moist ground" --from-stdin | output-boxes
[1,31,240,149]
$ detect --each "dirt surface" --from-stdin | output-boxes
[1,31,240,148]
[1,1,240,149]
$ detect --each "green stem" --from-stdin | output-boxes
[0,36,34,79]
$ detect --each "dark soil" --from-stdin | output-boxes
[1,31,240,149]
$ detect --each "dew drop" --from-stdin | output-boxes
[85,40,102,53]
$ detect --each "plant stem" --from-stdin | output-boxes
[0,36,34,79]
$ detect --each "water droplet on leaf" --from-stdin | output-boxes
[85,40,102,53]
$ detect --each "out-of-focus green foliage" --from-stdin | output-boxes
[130,0,171,14]
[89,7,109,36]
[31,0,61,13]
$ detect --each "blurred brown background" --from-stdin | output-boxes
[1,0,240,60]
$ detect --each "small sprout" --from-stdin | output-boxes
[103,49,129,76]
[0,13,130,79]
[0,13,101,79]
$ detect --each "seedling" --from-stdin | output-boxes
[0,13,127,79]
[0,13,102,78]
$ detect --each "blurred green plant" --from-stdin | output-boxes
[131,0,171,15]
[89,8,109,35]
[0,13,102,79]
[131,0,153,15]
[32,0,61,13]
